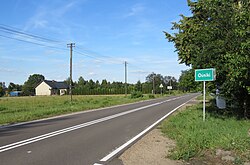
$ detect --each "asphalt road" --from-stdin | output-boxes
[0,93,199,165]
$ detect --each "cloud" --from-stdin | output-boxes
[88,72,97,76]
[130,70,150,74]
[24,1,79,31]
[124,3,145,18]
[0,55,41,62]
[0,68,22,73]
[33,20,48,29]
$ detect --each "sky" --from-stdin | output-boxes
[0,0,191,85]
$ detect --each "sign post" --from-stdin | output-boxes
[167,86,172,94]
[195,68,216,121]
[159,84,163,95]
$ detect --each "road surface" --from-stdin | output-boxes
[0,93,199,165]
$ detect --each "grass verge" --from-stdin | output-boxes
[0,95,152,125]
[161,101,250,163]
[0,92,185,125]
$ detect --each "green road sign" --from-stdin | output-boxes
[195,68,215,81]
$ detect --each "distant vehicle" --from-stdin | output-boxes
[9,91,22,97]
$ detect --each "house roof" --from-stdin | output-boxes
[43,80,69,89]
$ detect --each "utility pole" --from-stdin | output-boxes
[67,43,75,102]
[169,78,171,95]
[152,74,155,94]
[125,61,127,96]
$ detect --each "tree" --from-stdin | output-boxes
[0,82,5,97]
[77,76,86,87]
[101,79,108,87]
[178,69,199,92]
[135,80,142,92]
[163,76,178,90]
[8,82,22,92]
[146,73,164,94]
[165,0,250,117]
[22,74,45,96]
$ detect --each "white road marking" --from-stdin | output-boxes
[0,95,187,153]
[97,95,197,164]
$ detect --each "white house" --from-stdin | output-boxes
[35,80,69,96]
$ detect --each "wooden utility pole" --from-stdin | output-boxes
[67,43,75,102]
[153,75,155,94]
[125,61,127,96]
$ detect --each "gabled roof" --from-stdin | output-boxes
[43,80,69,89]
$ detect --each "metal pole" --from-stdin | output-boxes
[203,81,206,121]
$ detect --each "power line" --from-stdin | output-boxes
[129,63,151,74]
[74,48,123,64]
[75,46,124,64]
[0,34,68,52]
[0,24,155,82]
[0,24,60,43]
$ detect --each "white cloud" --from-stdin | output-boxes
[88,72,97,76]
[24,1,80,31]
[0,68,22,73]
[130,70,150,74]
[124,3,145,18]
[0,55,41,62]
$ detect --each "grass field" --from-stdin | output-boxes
[0,92,184,125]
[0,95,148,125]
[161,101,250,163]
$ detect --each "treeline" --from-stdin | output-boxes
[67,73,178,95]
[1,72,181,96]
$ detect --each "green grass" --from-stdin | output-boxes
[0,95,154,125]
[161,102,250,162]
[0,92,185,125]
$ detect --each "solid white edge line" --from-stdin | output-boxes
[98,95,197,163]
[0,96,186,153]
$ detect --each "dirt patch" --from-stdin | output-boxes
[119,128,183,165]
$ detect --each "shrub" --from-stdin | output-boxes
[130,91,143,99]
[148,94,155,99]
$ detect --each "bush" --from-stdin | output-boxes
[148,94,155,99]
[130,91,143,99]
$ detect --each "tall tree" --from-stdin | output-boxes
[146,73,164,94]
[163,76,178,90]
[178,69,199,92]
[22,74,45,96]
[77,76,86,87]
[165,0,250,117]
[8,82,22,92]
[135,80,142,92]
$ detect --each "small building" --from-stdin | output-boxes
[35,80,69,96]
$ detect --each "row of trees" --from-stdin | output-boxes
[165,0,250,117]
[66,73,178,95]
[2,72,181,96]
[0,74,45,96]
